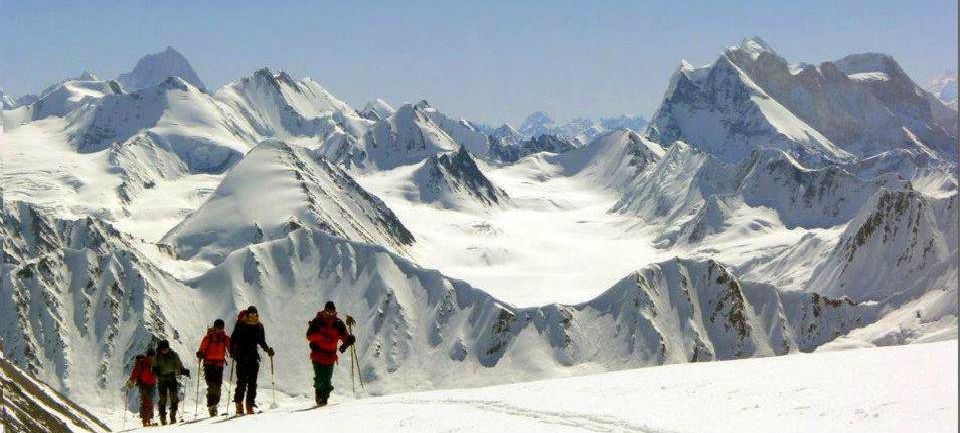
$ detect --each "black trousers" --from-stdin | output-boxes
[204,364,224,407]
[156,376,179,416]
[233,360,259,406]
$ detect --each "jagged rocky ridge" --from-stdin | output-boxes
[487,133,580,164]
[1,195,879,407]
[0,197,196,409]
[412,147,511,209]
[0,351,109,433]
[614,142,909,246]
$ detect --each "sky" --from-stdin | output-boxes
[1,0,957,125]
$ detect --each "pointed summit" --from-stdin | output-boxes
[118,46,206,91]
[359,98,396,121]
[730,36,778,59]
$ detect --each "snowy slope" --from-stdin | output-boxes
[614,141,911,245]
[146,341,958,433]
[117,46,206,92]
[557,128,665,189]
[0,351,109,433]
[807,189,958,302]
[27,74,122,121]
[420,103,492,155]
[67,76,256,166]
[160,140,414,264]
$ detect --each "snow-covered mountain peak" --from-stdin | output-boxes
[650,38,958,164]
[518,110,557,137]
[77,71,99,81]
[156,75,196,92]
[927,70,958,108]
[215,67,353,138]
[832,52,901,77]
[413,99,434,111]
[359,98,397,121]
[729,36,778,59]
[117,46,206,92]
[160,139,414,263]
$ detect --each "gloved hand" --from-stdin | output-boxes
[196,350,204,360]
[338,345,348,354]
[265,347,275,357]
[124,379,134,390]
[181,368,190,377]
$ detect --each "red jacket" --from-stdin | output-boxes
[130,355,157,386]
[306,311,355,365]
[199,328,230,367]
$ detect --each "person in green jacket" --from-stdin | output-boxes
[152,339,190,425]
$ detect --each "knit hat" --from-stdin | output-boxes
[157,340,170,350]
[213,319,225,329]
[246,306,259,315]
[324,301,336,311]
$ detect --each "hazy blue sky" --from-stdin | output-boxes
[1,0,957,125]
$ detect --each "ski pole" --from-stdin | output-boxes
[194,359,202,420]
[224,359,234,416]
[121,387,129,430]
[345,316,356,395]
[352,346,364,389]
[269,355,277,408]
[345,318,364,390]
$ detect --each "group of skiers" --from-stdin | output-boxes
[126,302,355,427]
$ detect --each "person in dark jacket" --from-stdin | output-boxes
[126,348,157,427]
[230,306,274,415]
[152,339,190,425]
[197,319,230,416]
[306,301,355,406]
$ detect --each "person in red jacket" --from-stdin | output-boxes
[197,319,230,416]
[306,301,355,406]
[126,348,157,427]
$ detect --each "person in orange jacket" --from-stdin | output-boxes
[306,301,355,406]
[126,348,157,427]
[197,319,230,416]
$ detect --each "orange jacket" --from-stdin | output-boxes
[306,311,355,365]
[198,328,230,366]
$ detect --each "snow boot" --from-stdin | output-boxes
[169,411,177,424]
[245,403,255,415]
[141,418,151,427]
[208,405,218,417]
[315,389,323,406]
[235,402,244,416]
[159,412,167,426]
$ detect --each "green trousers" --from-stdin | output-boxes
[312,363,335,399]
